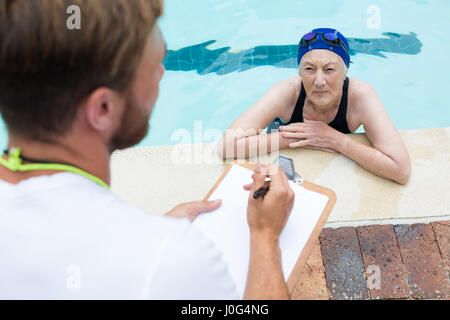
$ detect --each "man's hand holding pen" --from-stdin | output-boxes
[245,163,295,239]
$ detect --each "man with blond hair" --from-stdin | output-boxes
[0,0,294,299]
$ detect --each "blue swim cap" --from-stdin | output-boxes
[297,28,351,68]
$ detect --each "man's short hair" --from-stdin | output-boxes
[0,0,163,142]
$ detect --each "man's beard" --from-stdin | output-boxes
[109,92,151,152]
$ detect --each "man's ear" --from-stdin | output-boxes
[83,87,124,132]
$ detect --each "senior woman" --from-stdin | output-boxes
[219,28,411,184]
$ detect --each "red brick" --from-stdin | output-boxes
[319,227,370,300]
[431,221,450,267]
[356,225,410,299]
[289,240,328,300]
[394,224,450,299]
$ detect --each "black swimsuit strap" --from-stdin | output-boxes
[290,82,306,123]
[328,77,350,133]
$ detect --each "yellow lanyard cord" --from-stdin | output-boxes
[0,148,110,190]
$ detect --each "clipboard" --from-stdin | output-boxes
[197,161,336,295]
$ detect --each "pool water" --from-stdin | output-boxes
[1,0,449,148]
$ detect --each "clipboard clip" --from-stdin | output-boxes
[273,154,304,185]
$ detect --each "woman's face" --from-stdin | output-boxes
[299,49,347,107]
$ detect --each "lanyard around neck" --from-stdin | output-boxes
[0,148,110,190]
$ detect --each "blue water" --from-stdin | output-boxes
[163,33,422,75]
[1,0,449,148]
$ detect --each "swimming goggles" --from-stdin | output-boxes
[299,32,350,56]
[0,148,109,189]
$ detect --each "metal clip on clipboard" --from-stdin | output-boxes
[273,154,304,185]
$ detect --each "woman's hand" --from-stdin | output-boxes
[164,200,222,222]
[279,119,342,153]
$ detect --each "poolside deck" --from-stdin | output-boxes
[110,126,450,300]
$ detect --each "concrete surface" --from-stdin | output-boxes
[110,127,450,224]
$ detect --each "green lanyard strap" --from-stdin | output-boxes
[0,148,109,189]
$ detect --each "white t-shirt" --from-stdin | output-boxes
[0,172,239,299]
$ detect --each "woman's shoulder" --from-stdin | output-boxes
[348,77,378,100]
[273,75,301,93]
[347,78,381,112]
[288,74,302,85]
[261,75,302,124]
[270,75,302,103]
[346,78,378,129]
[278,75,302,102]
[286,74,302,89]
[347,77,385,127]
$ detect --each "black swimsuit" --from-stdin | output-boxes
[267,77,351,134]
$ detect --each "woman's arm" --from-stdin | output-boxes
[280,81,411,184]
[218,76,301,160]
[335,82,411,184]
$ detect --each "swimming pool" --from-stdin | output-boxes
[1,0,449,148]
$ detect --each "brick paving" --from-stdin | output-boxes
[357,225,410,299]
[395,224,449,299]
[319,227,370,300]
[431,221,450,268]
[290,220,450,300]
